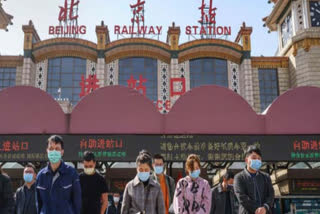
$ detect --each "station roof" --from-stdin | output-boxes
[1,85,319,135]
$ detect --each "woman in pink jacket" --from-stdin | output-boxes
[173,154,212,214]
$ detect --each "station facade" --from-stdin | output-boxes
[1,0,320,212]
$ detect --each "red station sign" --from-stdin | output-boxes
[49,0,87,36]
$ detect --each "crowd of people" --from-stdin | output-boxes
[0,135,275,214]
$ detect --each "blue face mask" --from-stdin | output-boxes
[190,169,201,179]
[48,150,62,164]
[23,173,33,183]
[250,159,262,171]
[154,166,164,175]
[138,172,150,182]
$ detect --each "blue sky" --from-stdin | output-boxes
[0,0,278,56]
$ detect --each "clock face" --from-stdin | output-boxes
[281,13,293,47]
[310,1,320,27]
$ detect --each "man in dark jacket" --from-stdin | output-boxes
[210,171,237,214]
[15,163,37,214]
[234,146,274,214]
[0,166,14,214]
[106,193,121,214]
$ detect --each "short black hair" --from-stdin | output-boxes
[83,151,96,162]
[25,163,37,174]
[220,170,234,183]
[47,135,64,149]
[245,145,262,158]
[153,154,165,163]
[136,151,153,170]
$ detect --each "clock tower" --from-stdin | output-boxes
[264,0,320,87]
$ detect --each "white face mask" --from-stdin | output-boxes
[84,167,95,175]
[114,197,120,203]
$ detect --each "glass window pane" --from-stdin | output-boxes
[47,57,86,105]
[119,57,158,102]
[0,67,16,90]
[190,58,228,89]
[259,69,279,112]
[4,73,10,79]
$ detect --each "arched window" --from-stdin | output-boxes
[47,57,86,105]
[118,57,158,102]
[190,58,228,89]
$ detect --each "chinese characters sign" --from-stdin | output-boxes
[127,75,147,96]
[49,0,86,36]
[115,0,162,36]
[48,0,233,38]
[170,78,186,97]
[125,75,184,112]
[0,137,46,161]
[58,0,79,21]
[186,0,231,36]
[78,137,126,159]
[0,135,320,162]
[198,0,217,25]
[130,0,145,25]
[79,74,100,98]
[291,140,320,160]
[0,140,29,152]
[159,135,261,162]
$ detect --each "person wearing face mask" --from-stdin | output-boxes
[173,154,212,214]
[210,171,237,214]
[36,135,82,214]
[234,146,274,214]
[79,151,109,214]
[15,163,37,214]
[121,151,165,214]
[106,193,121,214]
[151,154,176,214]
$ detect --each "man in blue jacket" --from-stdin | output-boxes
[36,135,82,214]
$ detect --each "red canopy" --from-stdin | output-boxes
[1,85,319,135]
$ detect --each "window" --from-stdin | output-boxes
[0,67,16,90]
[47,57,86,106]
[119,57,158,102]
[258,69,279,112]
[190,58,228,89]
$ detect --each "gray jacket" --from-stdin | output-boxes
[210,184,237,214]
[15,184,37,214]
[234,169,274,214]
[121,176,165,214]
[0,174,14,214]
